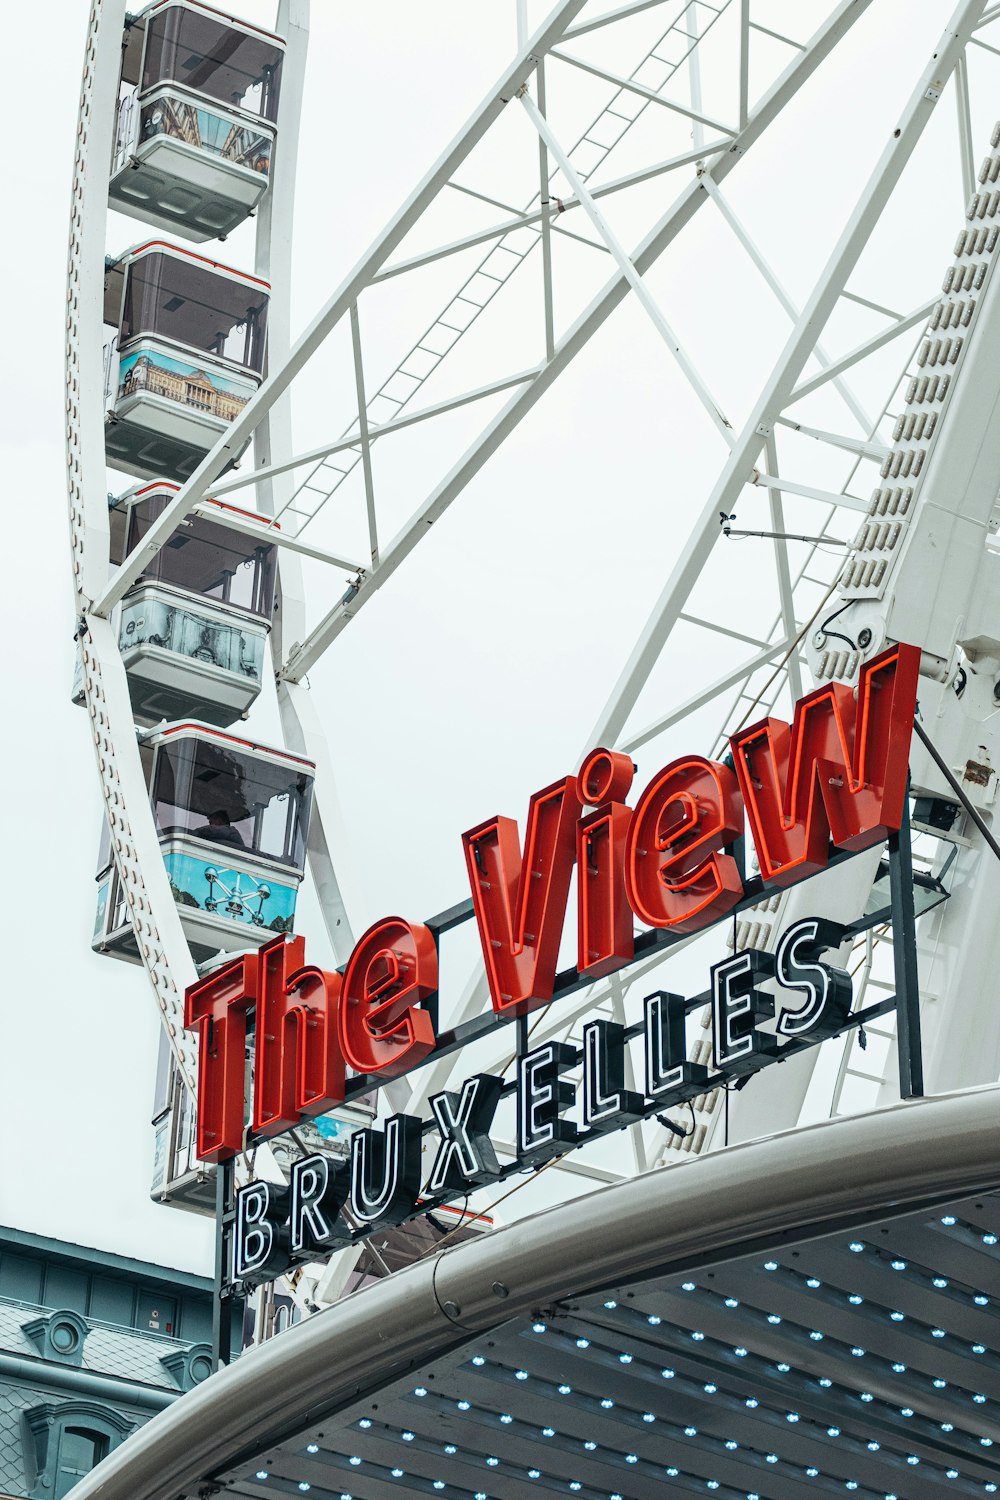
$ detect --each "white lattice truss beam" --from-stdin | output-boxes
[92,0,876,638]
[68,0,1000,1229]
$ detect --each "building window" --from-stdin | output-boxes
[23,1309,89,1366]
[24,1401,134,1500]
[159,1340,213,1392]
[55,1428,108,1499]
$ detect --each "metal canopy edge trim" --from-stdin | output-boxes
[73,1085,1000,1500]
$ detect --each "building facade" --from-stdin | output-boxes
[0,1227,218,1500]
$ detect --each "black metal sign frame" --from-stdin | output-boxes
[212,808,940,1367]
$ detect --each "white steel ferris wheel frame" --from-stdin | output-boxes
[68,0,1000,1257]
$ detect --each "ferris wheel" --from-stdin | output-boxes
[68,0,1000,1323]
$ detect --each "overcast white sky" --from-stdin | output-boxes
[1,0,993,1278]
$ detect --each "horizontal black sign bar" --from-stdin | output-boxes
[223,994,900,1293]
[333,839,868,1108]
[241,834,945,1125]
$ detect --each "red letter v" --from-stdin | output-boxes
[463,776,578,1019]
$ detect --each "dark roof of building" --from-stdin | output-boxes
[0,1300,192,1390]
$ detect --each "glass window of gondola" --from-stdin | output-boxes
[141,4,283,122]
[120,252,269,375]
[150,736,312,868]
[126,495,275,617]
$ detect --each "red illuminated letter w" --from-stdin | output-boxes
[463,776,578,1019]
[729,642,920,887]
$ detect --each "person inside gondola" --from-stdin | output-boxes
[192,809,245,848]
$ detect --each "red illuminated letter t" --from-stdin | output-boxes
[184,952,258,1163]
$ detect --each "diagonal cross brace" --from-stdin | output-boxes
[282,0,883,683]
[519,88,735,442]
[89,0,591,619]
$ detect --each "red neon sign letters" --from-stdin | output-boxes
[731,645,917,884]
[338,917,438,1076]
[185,643,920,1163]
[462,776,579,1020]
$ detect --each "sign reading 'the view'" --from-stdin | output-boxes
[182,644,920,1282]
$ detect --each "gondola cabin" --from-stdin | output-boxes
[148,1029,377,1216]
[110,1,284,241]
[104,242,268,482]
[108,482,277,726]
[93,725,314,965]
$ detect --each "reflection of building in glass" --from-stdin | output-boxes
[120,355,249,421]
[142,96,271,174]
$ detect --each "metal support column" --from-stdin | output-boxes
[519,89,734,442]
[888,791,924,1100]
[212,1159,237,1369]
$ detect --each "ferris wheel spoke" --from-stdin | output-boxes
[771,420,888,462]
[565,0,699,38]
[519,86,735,441]
[789,299,936,404]
[703,178,876,435]
[150,496,359,572]
[94,0,876,648]
[748,472,868,512]
[619,635,799,755]
[679,614,772,649]
[282,5,886,683]
[548,47,738,136]
[954,52,976,202]
[587,0,983,752]
[253,0,364,976]
[534,59,557,362]
[366,140,725,282]
[762,439,804,703]
[348,301,379,568]
[213,369,540,501]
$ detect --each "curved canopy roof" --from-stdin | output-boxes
[72,1086,1000,1500]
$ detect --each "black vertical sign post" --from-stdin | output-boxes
[212,1157,236,1369]
[888,787,924,1099]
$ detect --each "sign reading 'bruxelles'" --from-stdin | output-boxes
[184,644,920,1283]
